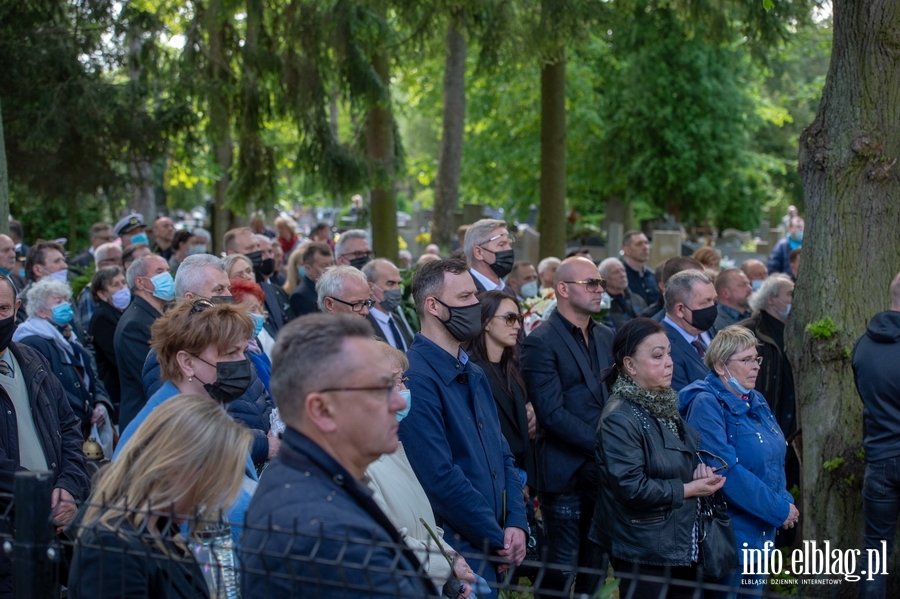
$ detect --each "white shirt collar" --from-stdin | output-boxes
[370,307,392,324]
[469,268,504,292]
[663,315,711,346]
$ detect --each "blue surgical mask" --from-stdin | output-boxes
[396,389,412,422]
[520,281,538,299]
[130,232,149,246]
[297,266,306,280]
[48,269,68,283]
[50,302,74,326]
[790,230,803,243]
[149,271,175,301]
[725,366,754,396]
[111,287,131,310]
[751,279,763,292]
[186,244,208,256]
[251,313,265,338]
[777,301,791,320]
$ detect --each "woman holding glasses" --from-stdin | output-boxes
[679,325,798,596]
[589,317,725,599]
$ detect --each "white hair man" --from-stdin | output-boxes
[463,218,516,297]
[316,265,374,318]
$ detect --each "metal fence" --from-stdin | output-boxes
[0,471,797,598]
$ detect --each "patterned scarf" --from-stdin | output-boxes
[612,375,684,440]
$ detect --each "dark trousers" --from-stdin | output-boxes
[860,458,900,599]
[537,491,606,597]
[613,559,701,599]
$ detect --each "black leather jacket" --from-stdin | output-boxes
[590,394,700,566]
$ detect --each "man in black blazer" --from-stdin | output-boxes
[464,218,517,298]
[289,242,333,317]
[69,222,114,272]
[362,258,414,352]
[521,257,614,596]
[114,254,170,430]
[661,269,717,391]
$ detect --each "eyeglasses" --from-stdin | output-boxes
[393,376,409,390]
[340,250,374,260]
[697,449,730,473]
[727,356,763,366]
[327,296,375,312]
[479,233,514,250]
[493,312,524,326]
[318,384,396,403]
[563,278,606,293]
[189,299,214,315]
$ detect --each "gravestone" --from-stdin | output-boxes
[649,230,682,267]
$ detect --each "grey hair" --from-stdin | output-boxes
[270,313,377,427]
[315,265,368,311]
[664,270,713,313]
[361,258,395,284]
[597,257,622,277]
[126,255,154,290]
[94,242,122,266]
[192,227,211,243]
[463,219,507,264]
[748,273,793,314]
[174,254,226,298]
[25,279,72,318]
[334,229,369,258]
[537,257,561,275]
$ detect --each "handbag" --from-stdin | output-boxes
[697,491,738,580]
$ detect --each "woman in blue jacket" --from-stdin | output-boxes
[679,325,799,596]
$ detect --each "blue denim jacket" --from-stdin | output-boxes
[679,372,793,558]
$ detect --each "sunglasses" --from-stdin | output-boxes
[563,278,607,293]
[493,312,524,326]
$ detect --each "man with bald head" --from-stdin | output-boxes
[740,259,768,291]
[521,256,614,595]
[713,268,752,330]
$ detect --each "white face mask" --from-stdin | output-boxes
[110,287,132,310]
[47,268,68,283]
[520,281,539,299]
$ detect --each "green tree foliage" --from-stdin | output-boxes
[592,5,778,229]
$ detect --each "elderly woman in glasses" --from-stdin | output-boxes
[14,279,112,436]
[679,325,798,594]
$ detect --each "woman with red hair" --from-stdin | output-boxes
[229,277,273,394]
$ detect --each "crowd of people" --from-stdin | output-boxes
[0,207,897,599]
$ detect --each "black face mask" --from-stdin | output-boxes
[483,248,514,279]
[196,357,251,404]
[0,314,17,354]
[349,255,372,270]
[245,250,275,277]
[685,304,718,332]
[435,298,482,342]
[210,296,235,305]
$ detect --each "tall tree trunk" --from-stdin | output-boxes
[127,30,156,224]
[539,49,566,260]
[790,1,900,596]
[0,100,9,235]
[367,48,398,262]
[431,11,467,249]
[206,0,234,254]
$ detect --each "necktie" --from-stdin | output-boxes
[387,316,406,352]
[691,338,706,358]
[0,362,12,378]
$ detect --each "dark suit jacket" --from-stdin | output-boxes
[366,310,414,351]
[257,274,293,337]
[90,301,122,412]
[663,321,711,392]
[69,250,94,272]
[472,356,537,488]
[114,296,161,430]
[521,310,614,494]
[289,275,319,317]
[470,269,517,298]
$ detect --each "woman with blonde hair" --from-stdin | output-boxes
[68,393,251,598]
[223,254,254,283]
[281,240,310,295]
[365,342,477,598]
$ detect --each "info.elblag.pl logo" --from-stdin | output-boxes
[742,540,889,583]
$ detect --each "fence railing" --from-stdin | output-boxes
[0,471,797,598]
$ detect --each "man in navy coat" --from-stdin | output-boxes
[662,269,717,391]
[521,256,614,596]
[400,258,528,591]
